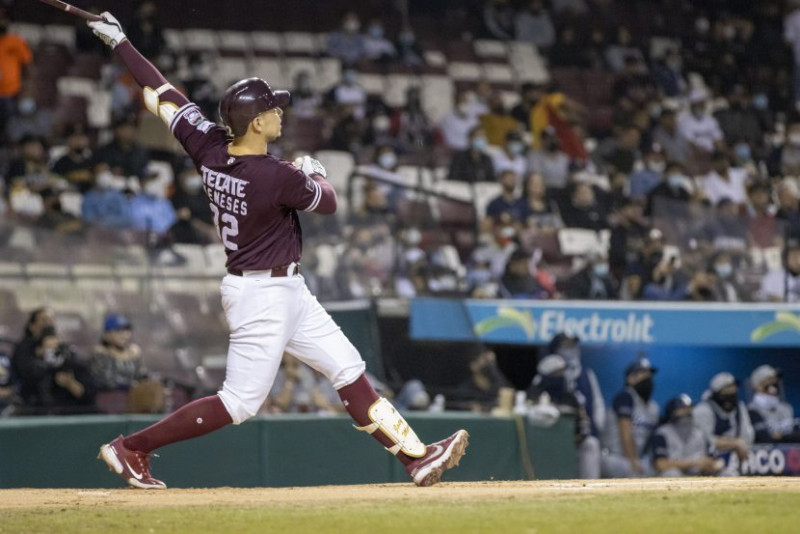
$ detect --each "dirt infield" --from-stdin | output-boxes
[2,477,799,510]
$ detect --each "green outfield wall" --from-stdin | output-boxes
[0,413,575,488]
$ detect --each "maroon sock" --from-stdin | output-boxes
[337,374,418,466]
[123,395,233,454]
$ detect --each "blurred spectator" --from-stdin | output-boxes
[528,86,586,160]
[652,109,689,166]
[448,126,495,183]
[485,170,520,223]
[652,48,687,98]
[515,172,563,231]
[601,358,659,478]
[6,136,56,194]
[0,7,33,136]
[760,237,800,302]
[11,308,54,383]
[439,92,481,151]
[640,250,688,301]
[395,87,434,152]
[0,347,15,415]
[363,19,396,65]
[488,131,527,180]
[683,270,721,302]
[511,83,544,130]
[327,68,367,120]
[693,198,748,251]
[609,197,649,275]
[500,248,552,299]
[15,326,96,415]
[37,187,85,236]
[483,0,515,40]
[515,0,556,51]
[781,120,800,177]
[612,56,653,103]
[94,115,150,181]
[560,182,608,231]
[784,0,800,104]
[125,1,166,60]
[747,365,800,443]
[454,351,507,411]
[52,124,94,194]
[775,179,800,224]
[605,26,646,73]
[693,372,754,476]
[710,250,744,302]
[181,54,218,121]
[527,354,600,479]
[651,394,721,477]
[714,86,764,150]
[528,130,570,190]
[290,70,322,120]
[128,173,176,235]
[326,12,366,67]
[548,333,605,439]
[549,25,592,69]
[363,110,399,150]
[81,165,132,229]
[5,90,54,144]
[646,162,692,216]
[677,89,724,154]
[552,0,588,16]
[701,151,749,207]
[595,125,640,175]
[395,26,424,67]
[480,94,519,148]
[629,144,667,200]
[746,181,778,248]
[270,356,342,414]
[90,314,147,391]
[564,254,617,300]
[170,161,214,241]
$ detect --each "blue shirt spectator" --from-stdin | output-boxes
[82,174,132,229]
[129,177,176,234]
[327,12,366,66]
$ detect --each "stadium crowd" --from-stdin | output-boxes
[0,0,800,479]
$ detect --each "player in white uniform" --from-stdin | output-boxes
[88,12,468,489]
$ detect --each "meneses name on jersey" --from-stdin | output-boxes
[201,165,248,216]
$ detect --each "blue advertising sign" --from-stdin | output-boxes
[411,298,800,347]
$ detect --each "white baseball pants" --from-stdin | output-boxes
[216,272,366,424]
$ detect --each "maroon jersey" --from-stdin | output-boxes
[170,103,324,270]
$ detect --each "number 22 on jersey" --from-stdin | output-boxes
[209,204,239,251]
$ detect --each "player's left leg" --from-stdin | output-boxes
[285,279,469,486]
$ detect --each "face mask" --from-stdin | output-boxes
[399,31,415,45]
[723,25,736,41]
[183,175,203,194]
[96,171,117,190]
[714,392,738,412]
[753,94,769,110]
[559,346,580,365]
[344,20,360,33]
[789,133,800,146]
[368,25,383,39]
[734,144,751,161]
[540,375,567,399]
[714,263,732,279]
[343,71,357,84]
[18,98,37,115]
[673,415,694,439]
[667,174,684,189]
[373,115,390,132]
[766,383,779,396]
[458,102,472,116]
[471,137,488,152]
[695,18,710,34]
[592,263,609,277]
[691,106,704,118]
[144,181,163,197]
[632,377,654,401]
[647,161,665,173]
[508,141,525,156]
[378,152,397,170]
[546,140,560,152]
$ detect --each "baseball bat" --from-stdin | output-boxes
[37,0,103,22]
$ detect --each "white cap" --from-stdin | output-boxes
[710,371,736,393]
[689,88,708,103]
[537,354,566,376]
[750,365,778,388]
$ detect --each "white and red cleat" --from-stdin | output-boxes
[406,429,469,487]
[98,435,167,489]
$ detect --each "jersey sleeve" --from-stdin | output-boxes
[169,104,229,163]
[613,391,634,419]
[651,431,668,460]
[275,162,324,212]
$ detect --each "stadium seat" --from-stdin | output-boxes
[420,75,454,122]
[557,228,609,256]
[435,180,473,202]
[384,74,420,108]
[447,62,483,82]
[163,28,185,53]
[397,165,434,192]
[11,23,43,47]
[474,40,508,60]
[204,244,228,277]
[314,151,355,193]
[763,247,783,272]
[43,24,75,48]
[424,50,447,68]
[483,63,514,84]
[214,57,250,91]
[251,31,283,56]
[316,57,342,91]
[217,30,250,56]
[172,244,211,276]
[59,191,83,218]
[252,58,288,89]
[283,32,319,55]
[183,29,219,54]
[358,73,386,95]
[285,58,317,87]
[68,53,105,80]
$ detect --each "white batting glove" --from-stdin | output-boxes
[88,12,127,49]
[293,155,327,179]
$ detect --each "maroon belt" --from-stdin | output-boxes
[227,264,300,277]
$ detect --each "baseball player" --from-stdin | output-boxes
[88,12,468,489]
[651,394,722,477]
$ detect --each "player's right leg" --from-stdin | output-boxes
[285,280,469,486]
[98,274,296,488]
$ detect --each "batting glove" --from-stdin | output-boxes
[293,155,327,179]
[88,11,126,49]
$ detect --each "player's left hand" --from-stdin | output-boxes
[88,11,127,49]
[294,155,327,179]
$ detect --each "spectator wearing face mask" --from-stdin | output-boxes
[439,92,481,151]
[760,237,800,303]
[363,19,396,66]
[629,144,667,200]
[81,166,132,229]
[693,372,754,476]
[709,251,743,302]
[364,110,399,150]
[652,48,687,98]
[601,358,659,478]
[701,151,749,207]
[5,91,54,144]
[515,172,563,232]
[128,173,176,235]
[515,0,556,51]
[748,365,800,443]
[169,164,215,245]
[52,124,94,194]
[448,126,495,183]
[361,145,403,211]
[37,187,85,236]
[291,70,322,120]
[564,254,617,300]
[677,89,724,155]
[6,135,57,196]
[528,354,601,479]
[395,26,424,67]
[646,162,693,217]
[780,120,800,177]
[327,12,367,67]
[651,394,722,477]
[488,131,527,181]
[95,115,150,181]
[527,130,570,190]
[652,109,689,166]
[395,87,433,151]
[327,68,367,120]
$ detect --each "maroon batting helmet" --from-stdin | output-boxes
[218,78,291,137]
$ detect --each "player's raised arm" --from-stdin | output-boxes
[88,12,189,125]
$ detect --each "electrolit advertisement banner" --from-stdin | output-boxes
[410,298,800,347]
